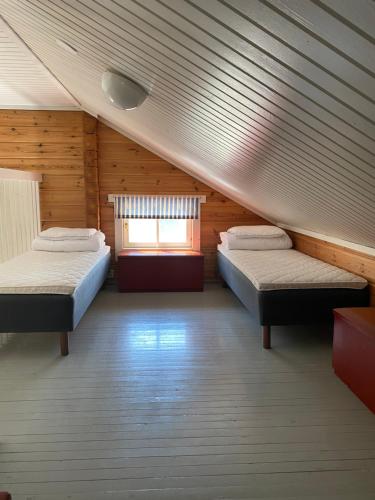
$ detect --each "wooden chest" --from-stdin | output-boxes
[117,250,204,292]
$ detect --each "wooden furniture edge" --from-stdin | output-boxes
[60,332,69,356]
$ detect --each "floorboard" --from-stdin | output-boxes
[0,284,374,499]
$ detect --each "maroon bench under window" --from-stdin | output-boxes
[117,249,204,292]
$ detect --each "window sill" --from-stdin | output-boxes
[118,249,203,257]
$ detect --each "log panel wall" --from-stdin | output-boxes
[2,111,374,289]
[98,122,268,280]
[0,110,98,230]
[288,231,375,305]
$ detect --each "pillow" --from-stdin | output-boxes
[220,232,292,250]
[39,227,98,241]
[227,225,286,239]
[32,232,105,252]
[220,232,229,244]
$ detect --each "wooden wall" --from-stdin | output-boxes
[2,110,374,289]
[97,122,268,280]
[0,109,98,229]
[288,231,375,305]
[0,110,266,279]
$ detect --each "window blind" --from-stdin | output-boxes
[114,195,201,219]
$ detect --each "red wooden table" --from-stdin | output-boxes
[117,249,204,292]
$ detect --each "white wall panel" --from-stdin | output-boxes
[0,177,40,262]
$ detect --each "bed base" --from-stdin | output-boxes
[0,252,110,356]
[218,251,369,349]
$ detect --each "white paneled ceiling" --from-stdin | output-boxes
[0,0,374,247]
[0,16,77,108]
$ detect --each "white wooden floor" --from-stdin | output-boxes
[0,284,374,500]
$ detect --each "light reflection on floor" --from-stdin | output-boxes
[126,326,187,349]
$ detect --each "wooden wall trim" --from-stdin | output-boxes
[280,224,375,257]
[288,230,375,305]
[82,113,100,229]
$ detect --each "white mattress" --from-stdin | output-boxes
[218,245,367,291]
[0,246,110,295]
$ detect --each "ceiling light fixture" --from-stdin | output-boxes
[56,39,78,55]
[101,70,148,110]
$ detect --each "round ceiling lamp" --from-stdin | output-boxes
[101,71,148,110]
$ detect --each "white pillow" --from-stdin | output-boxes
[220,232,292,250]
[39,227,98,241]
[227,225,286,239]
[32,232,105,252]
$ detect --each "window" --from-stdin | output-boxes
[111,194,204,254]
[123,218,193,249]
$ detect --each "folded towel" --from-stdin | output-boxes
[227,225,287,239]
[32,232,105,252]
[39,227,98,241]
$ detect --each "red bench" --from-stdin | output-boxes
[333,307,375,413]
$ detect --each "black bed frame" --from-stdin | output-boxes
[0,294,75,355]
[217,251,369,349]
[0,253,111,356]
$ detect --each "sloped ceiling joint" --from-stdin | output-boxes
[0,0,374,248]
[0,14,78,109]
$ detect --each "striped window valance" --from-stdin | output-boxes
[113,195,201,219]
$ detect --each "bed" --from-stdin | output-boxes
[0,246,111,355]
[217,245,369,348]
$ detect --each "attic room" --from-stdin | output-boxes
[0,1,374,499]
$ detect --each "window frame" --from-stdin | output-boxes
[122,218,194,250]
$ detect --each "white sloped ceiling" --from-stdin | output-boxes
[0,0,374,247]
[0,16,77,108]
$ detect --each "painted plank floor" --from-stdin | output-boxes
[0,284,374,500]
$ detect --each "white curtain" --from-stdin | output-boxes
[0,178,40,263]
